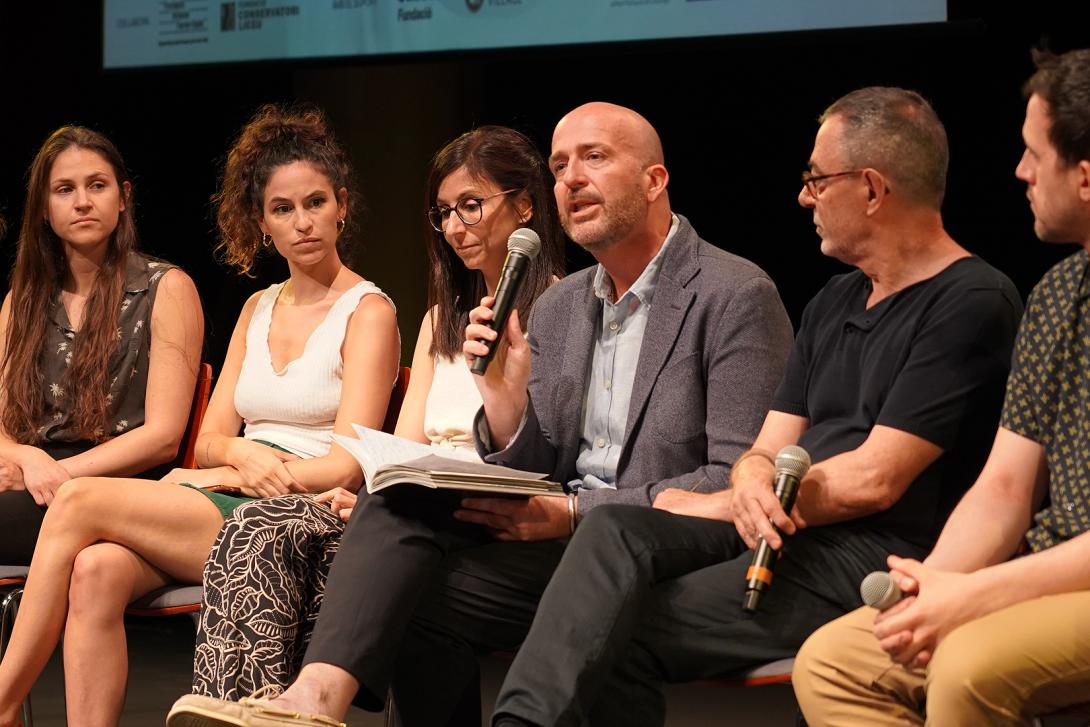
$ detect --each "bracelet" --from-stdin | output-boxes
[567,492,577,535]
[734,449,775,470]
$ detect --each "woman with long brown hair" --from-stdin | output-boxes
[0,106,400,727]
[0,126,204,564]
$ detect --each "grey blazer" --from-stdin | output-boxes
[482,215,794,514]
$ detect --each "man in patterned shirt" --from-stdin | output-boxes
[794,47,1090,726]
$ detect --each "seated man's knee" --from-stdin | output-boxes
[579,504,658,538]
[793,618,842,695]
[794,608,886,713]
[926,623,1013,716]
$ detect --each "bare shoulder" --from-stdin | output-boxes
[345,290,398,342]
[354,290,396,319]
[152,268,201,306]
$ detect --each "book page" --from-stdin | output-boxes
[333,425,477,483]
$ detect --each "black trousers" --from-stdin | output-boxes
[302,485,566,725]
[493,504,906,727]
[0,490,46,565]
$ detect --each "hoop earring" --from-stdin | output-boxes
[337,218,346,234]
[261,233,272,248]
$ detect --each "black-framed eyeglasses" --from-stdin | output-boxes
[801,169,865,198]
[427,188,520,232]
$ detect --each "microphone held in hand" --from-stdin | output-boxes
[742,445,811,613]
[471,228,541,376]
[860,571,904,611]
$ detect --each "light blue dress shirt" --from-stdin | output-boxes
[570,215,679,492]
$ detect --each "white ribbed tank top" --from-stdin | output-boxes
[234,280,393,458]
[423,354,483,456]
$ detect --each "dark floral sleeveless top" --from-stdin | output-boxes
[38,253,176,446]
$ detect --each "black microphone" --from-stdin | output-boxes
[742,445,811,613]
[471,228,541,376]
[860,571,904,611]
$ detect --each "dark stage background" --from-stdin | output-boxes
[1,2,1087,370]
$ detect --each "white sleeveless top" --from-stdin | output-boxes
[422,354,483,457]
[234,280,393,458]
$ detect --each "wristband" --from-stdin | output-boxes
[734,449,775,470]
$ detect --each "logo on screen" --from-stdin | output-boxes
[465,0,483,11]
[221,3,236,31]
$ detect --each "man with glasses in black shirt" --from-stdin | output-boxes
[491,87,1024,727]
[794,49,1090,727]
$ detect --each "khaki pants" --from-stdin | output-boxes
[793,592,1090,726]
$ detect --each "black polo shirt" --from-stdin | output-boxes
[772,256,1023,552]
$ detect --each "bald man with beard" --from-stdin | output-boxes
[166,102,793,727]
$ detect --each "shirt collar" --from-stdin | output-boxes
[592,213,679,306]
[124,252,152,294]
[48,253,151,330]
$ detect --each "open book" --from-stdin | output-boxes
[333,424,566,497]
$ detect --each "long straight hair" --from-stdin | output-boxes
[1,126,138,443]
[424,126,565,358]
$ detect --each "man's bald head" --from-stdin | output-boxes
[554,102,664,167]
[550,102,670,252]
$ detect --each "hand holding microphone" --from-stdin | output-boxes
[470,228,541,375]
[860,571,905,610]
[742,445,811,613]
[463,228,539,449]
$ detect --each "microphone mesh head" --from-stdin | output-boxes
[508,228,542,258]
[774,445,811,479]
[860,571,898,609]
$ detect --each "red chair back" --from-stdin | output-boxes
[175,362,214,469]
[381,366,411,434]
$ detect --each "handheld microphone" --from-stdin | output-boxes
[860,571,904,611]
[742,445,811,613]
[471,228,541,376]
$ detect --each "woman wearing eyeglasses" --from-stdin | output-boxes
[180,125,565,704]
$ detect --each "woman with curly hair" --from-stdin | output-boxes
[172,125,566,710]
[0,106,400,727]
[0,127,205,565]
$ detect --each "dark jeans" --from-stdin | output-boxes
[493,504,899,727]
[302,485,566,726]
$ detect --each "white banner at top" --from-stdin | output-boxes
[103,0,947,69]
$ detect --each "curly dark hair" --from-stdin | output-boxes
[213,104,359,275]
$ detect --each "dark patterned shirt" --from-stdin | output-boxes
[38,253,175,448]
[1000,249,1090,551]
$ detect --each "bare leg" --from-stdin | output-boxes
[0,476,223,724]
[64,542,172,727]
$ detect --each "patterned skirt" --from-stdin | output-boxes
[191,494,345,699]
